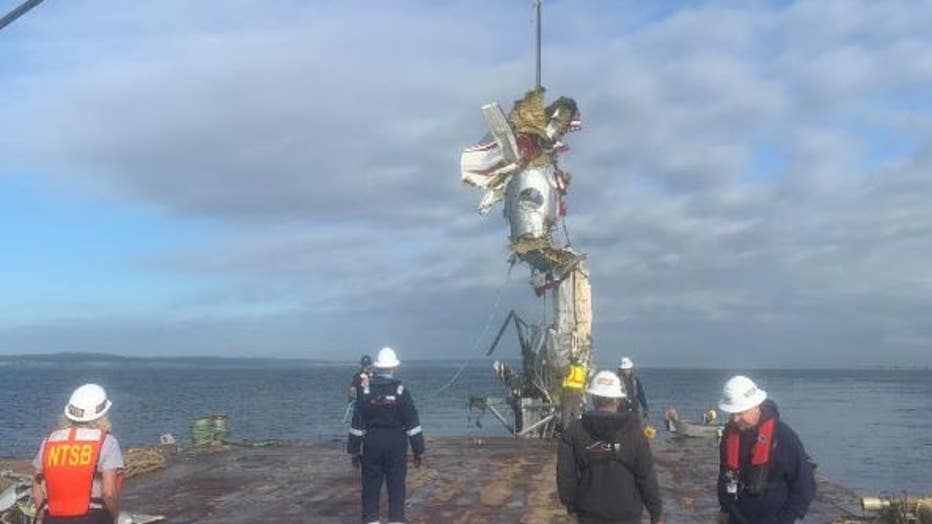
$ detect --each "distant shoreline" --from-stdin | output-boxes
[0,352,927,371]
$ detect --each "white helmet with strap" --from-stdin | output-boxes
[374,346,401,368]
[65,383,112,422]
[586,370,627,399]
[718,375,767,413]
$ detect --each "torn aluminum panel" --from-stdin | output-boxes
[482,103,520,163]
[460,132,519,215]
[503,164,559,242]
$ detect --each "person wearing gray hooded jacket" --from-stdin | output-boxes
[557,370,664,524]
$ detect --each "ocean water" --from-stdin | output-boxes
[1,361,929,494]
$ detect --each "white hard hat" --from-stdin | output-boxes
[65,383,112,423]
[718,375,767,414]
[374,346,401,368]
[586,370,627,399]
[619,357,634,370]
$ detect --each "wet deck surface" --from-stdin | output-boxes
[114,436,862,523]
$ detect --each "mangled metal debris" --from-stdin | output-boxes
[461,79,591,438]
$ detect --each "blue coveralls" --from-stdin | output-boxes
[348,374,425,524]
[619,372,649,416]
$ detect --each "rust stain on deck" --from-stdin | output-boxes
[47,436,862,523]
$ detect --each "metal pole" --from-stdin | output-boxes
[516,412,555,437]
[0,0,45,33]
[487,404,515,435]
[534,0,542,89]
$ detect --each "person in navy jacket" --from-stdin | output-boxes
[716,376,815,524]
[348,347,425,524]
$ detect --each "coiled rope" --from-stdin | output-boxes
[123,447,167,479]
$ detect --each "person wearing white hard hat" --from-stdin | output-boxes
[716,376,815,524]
[557,371,664,524]
[347,347,425,524]
[31,384,124,524]
[616,357,650,420]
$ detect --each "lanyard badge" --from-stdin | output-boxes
[725,471,739,496]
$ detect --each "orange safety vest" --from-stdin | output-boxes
[41,427,106,517]
[562,364,587,389]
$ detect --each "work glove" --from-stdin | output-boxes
[413,454,423,468]
[351,454,361,469]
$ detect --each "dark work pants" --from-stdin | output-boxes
[361,427,408,523]
[562,388,584,429]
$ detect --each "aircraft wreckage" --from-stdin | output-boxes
[459,4,591,438]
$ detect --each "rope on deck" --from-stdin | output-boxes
[123,447,167,479]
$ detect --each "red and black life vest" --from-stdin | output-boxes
[40,427,107,517]
[722,417,776,496]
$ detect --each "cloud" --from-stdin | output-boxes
[1,0,931,365]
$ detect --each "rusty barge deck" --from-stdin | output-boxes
[111,436,861,523]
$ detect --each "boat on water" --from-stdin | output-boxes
[665,407,724,439]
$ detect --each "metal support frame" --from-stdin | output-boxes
[485,310,529,356]
[469,393,560,438]
[516,412,555,437]
[486,403,515,434]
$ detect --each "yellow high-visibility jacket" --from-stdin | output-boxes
[562,364,587,389]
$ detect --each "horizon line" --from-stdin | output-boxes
[0,352,926,370]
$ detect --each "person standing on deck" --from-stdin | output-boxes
[32,383,124,524]
[561,355,588,429]
[617,357,649,420]
[348,347,425,524]
[716,376,815,524]
[348,354,373,400]
[557,371,664,524]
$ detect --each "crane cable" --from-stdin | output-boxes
[432,260,516,396]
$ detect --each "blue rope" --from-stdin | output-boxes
[432,262,515,396]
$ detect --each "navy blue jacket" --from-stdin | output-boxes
[717,401,814,524]
[619,373,649,414]
[347,374,425,456]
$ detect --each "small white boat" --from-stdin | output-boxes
[665,408,724,439]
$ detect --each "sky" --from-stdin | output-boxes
[1,0,930,367]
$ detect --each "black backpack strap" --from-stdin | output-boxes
[580,440,636,477]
